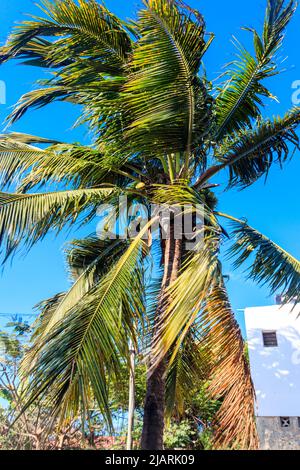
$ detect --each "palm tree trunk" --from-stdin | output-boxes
[141,219,182,450]
[126,340,135,450]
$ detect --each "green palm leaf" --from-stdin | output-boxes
[165,330,208,417]
[20,226,149,426]
[1,0,132,66]
[0,0,133,129]
[29,238,128,358]
[0,37,62,67]
[7,73,126,125]
[0,136,136,191]
[214,0,296,139]
[1,0,299,451]
[8,87,78,124]
[0,187,116,259]
[0,132,60,145]
[41,238,128,339]
[197,107,300,188]
[151,231,221,366]
[124,0,213,165]
[226,216,300,304]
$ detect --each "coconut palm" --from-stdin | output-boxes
[0,0,300,450]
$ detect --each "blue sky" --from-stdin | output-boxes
[0,0,300,334]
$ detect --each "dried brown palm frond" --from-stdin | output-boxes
[203,283,258,450]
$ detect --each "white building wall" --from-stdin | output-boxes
[244,304,300,417]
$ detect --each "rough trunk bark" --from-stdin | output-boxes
[141,219,182,450]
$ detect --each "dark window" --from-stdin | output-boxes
[262,331,278,347]
[298,417,300,428]
[280,417,290,428]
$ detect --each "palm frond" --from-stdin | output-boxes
[226,216,300,304]
[0,132,60,145]
[1,0,132,66]
[165,330,208,417]
[0,0,133,132]
[40,238,128,339]
[7,71,126,125]
[7,87,78,124]
[151,231,221,366]
[32,292,66,342]
[20,224,150,426]
[213,107,300,188]
[0,187,117,259]
[149,182,205,206]
[0,136,138,192]
[203,284,258,450]
[124,0,213,162]
[0,37,60,67]
[214,0,296,139]
[197,107,300,188]
[66,236,128,279]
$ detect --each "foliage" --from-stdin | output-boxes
[0,0,299,450]
[0,320,91,450]
[109,362,147,412]
[164,420,195,449]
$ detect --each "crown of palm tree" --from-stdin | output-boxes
[0,0,299,449]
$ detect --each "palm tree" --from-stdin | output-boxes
[0,0,300,450]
